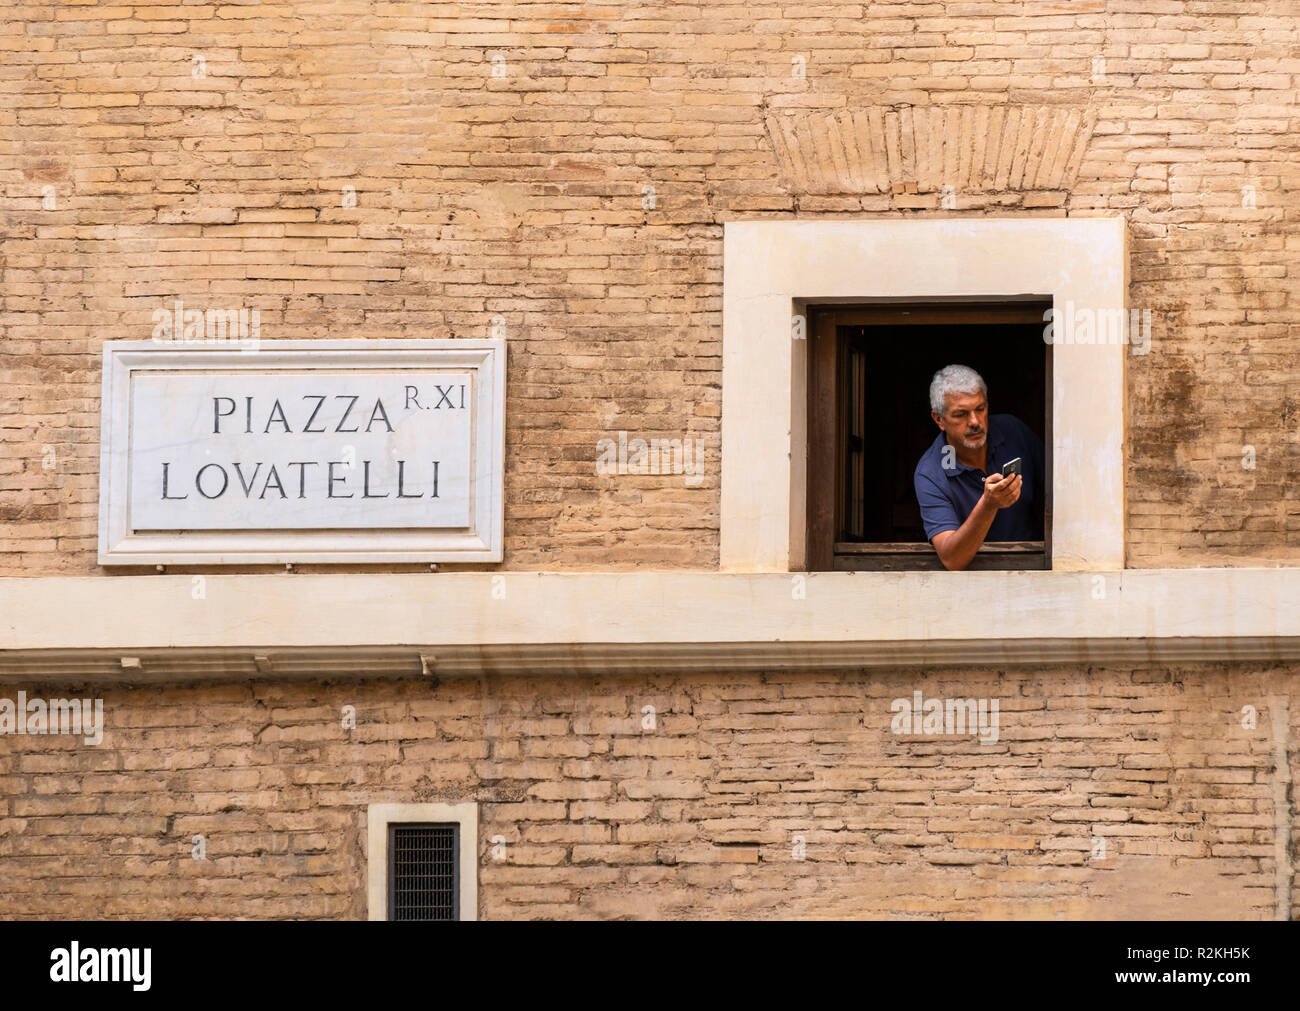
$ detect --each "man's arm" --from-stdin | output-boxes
[931,472,1022,571]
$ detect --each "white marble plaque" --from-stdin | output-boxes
[129,373,473,531]
[99,341,505,564]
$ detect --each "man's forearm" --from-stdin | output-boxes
[932,496,998,571]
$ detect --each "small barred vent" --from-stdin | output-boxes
[389,823,459,921]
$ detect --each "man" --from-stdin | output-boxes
[913,364,1044,571]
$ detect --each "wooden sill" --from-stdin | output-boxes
[831,541,1047,571]
[834,541,1043,554]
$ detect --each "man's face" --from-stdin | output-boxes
[932,391,988,451]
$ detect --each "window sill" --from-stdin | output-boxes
[832,541,1046,571]
[2,569,1297,679]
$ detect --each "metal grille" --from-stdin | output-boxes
[389,823,459,921]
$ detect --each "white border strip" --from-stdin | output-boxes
[4,570,1295,653]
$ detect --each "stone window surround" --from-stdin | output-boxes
[720,217,1128,572]
[367,802,478,921]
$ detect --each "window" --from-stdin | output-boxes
[389,823,459,920]
[806,301,1052,570]
[719,218,1127,572]
[367,803,478,921]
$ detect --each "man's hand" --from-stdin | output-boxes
[981,471,1022,510]
[931,471,1022,572]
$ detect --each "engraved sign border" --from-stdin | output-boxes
[98,340,505,566]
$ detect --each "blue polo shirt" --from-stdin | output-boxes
[913,414,1044,542]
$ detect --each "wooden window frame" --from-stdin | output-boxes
[806,302,1053,572]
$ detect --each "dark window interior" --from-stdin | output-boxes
[807,301,1052,571]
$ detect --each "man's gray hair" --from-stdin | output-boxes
[929,364,987,415]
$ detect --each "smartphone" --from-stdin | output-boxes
[1001,457,1022,478]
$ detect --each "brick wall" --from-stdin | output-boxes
[3,3,1298,573]
[1,665,1293,919]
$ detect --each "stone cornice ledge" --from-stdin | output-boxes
[1,569,1297,683]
